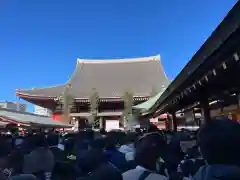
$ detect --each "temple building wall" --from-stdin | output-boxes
[16,55,170,129]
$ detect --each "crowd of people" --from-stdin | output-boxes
[0,118,240,180]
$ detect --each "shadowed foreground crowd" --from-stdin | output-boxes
[0,118,240,180]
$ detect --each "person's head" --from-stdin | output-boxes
[135,128,143,136]
[33,134,49,148]
[105,136,117,150]
[123,132,137,145]
[147,123,160,133]
[90,138,105,150]
[106,131,126,146]
[135,132,167,171]
[198,119,240,166]
[46,134,59,146]
[76,130,94,143]
[78,149,107,174]
[99,128,106,135]
[64,137,75,154]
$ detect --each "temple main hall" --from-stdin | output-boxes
[16,55,169,128]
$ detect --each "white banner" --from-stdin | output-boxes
[105,120,119,132]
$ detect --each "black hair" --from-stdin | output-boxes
[107,131,126,146]
[76,130,94,142]
[47,133,59,146]
[26,134,48,149]
[198,119,240,166]
[135,133,167,171]
[105,136,117,150]
[123,132,138,145]
[79,149,107,174]
[147,123,160,133]
[99,128,106,135]
[90,138,105,150]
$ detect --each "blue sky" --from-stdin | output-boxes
[0,0,237,112]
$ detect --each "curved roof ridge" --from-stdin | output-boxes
[16,84,66,92]
[77,55,161,64]
[16,54,170,101]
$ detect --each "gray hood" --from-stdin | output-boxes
[193,165,240,180]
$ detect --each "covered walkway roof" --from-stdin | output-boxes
[0,108,72,128]
[0,121,11,127]
[146,1,240,116]
[133,91,164,114]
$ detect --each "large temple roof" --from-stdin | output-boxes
[16,55,169,100]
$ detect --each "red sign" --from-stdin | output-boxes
[52,112,63,121]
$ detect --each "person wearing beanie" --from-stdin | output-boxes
[122,132,168,180]
[193,118,240,180]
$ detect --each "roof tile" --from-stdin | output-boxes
[17,56,169,99]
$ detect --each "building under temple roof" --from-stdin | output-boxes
[16,55,169,127]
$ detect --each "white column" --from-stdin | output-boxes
[99,117,103,129]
